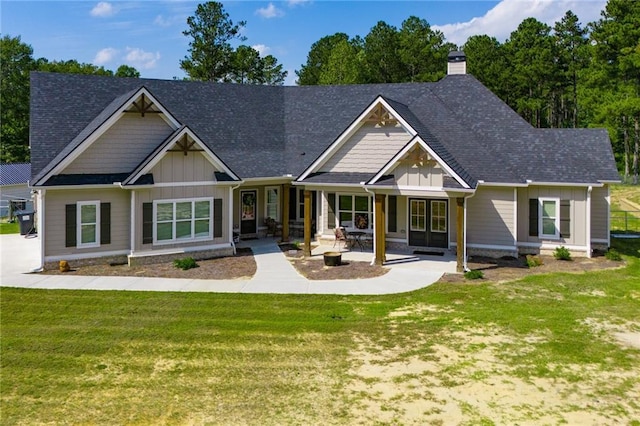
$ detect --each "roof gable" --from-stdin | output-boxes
[369,137,470,189]
[298,96,418,182]
[32,86,181,186]
[124,126,240,185]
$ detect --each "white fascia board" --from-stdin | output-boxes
[527,181,604,188]
[34,87,181,186]
[369,136,470,189]
[477,182,528,188]
[297,96,417,182]
[30,184,124,191]
[127,127,240,185]
[241,177,295,184]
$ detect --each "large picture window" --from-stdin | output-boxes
[539,197,559,239]
[77,201,100,248]
[338,194,372,229]
[154,198,213,244]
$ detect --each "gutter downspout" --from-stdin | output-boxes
[35,188,45,272]
[586,185,592,258]
[362,184,376,265]
[463,186,479,272]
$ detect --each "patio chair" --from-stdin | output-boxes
[333,227,348,250]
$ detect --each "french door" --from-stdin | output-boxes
[408,198,448,248]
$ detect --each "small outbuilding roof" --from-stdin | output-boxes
[0,163,31,186]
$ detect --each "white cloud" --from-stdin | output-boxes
[287,0,312,6]
[90,2,115,18]
[154,15,171,27]
[252,44,271,56]
[93,47,118,65]
[256,3,284,19]
[433,0,607,47]
[125,47,161,70]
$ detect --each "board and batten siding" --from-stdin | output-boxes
[394,162,444,187]
[134,185,229,252]
[590,186,609,241]
[63,114,174,174]
[517,186,587,246]
[44,188,130,257]
[320,123,411,173]
[467,187,516,247]
[151,152,219,184]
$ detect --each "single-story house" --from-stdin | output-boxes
[0,162,33,218]
[29,53,620,272]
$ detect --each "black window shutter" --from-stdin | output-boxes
[100,202,111,245]
[388,195,397,233]
[529,199,539,237]
[328,193,336,229]
[213,198,223,238]
[560,200,571,238]
[142,202,153,244]
[289,187,297,220]
[65,204,77,247]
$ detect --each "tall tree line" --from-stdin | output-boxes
[297,0,639,183]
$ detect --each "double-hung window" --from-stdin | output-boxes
[338,194,372,229]
[154,198,213,244]
[77,201,100,248]
[539,197,560,239]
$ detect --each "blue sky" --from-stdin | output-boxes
[2,0,607,85]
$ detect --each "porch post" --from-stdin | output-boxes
[282,183,290,242]
[374,193,386,265]
[456,197,464,272]
[303,190,312,257]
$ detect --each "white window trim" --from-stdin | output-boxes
[539,197,560,240]
[153,197,214,245]
[430,200,447,233]
[265,186,280,221]
[337,193,373,230]
[77,200,100,249]
[410,199,426,232]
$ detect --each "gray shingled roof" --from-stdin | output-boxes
[0,163,31,186]
[30,72,619,187]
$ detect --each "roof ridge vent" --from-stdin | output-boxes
[447,51,466,75]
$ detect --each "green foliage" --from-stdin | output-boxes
[526,254,543,268]
[0,220,20,234]
[553,246,572,261]
[0,35,36,163]
[605,248,623,261]
[464,270,484,280]
[173,257,199,270]
[115,64,141,78]
[180,2,286,84]
[296,33,350,85]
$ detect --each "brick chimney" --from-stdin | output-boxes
[447,51,466,75]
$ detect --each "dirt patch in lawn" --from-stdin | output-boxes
[438,253,624,283]
[279,243,388,280]
[42,248,257,280]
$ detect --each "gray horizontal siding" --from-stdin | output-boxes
[467,187,515,247]
[64,114,174,174]
[321,123,411,173]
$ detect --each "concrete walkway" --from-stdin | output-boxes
[0,234,456,295]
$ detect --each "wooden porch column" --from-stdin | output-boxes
[456,197,464,272]
[282,183,290,242]
[374,193,386,265]
[303,190,312,257]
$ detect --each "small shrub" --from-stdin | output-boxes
[464,270,484,280]
[605,248,623,261]
[173,257,198,270]
[526,254,543,268]
[553,246,572,261]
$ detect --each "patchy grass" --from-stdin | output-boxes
[0,220,19,234]
[1,238,639,424]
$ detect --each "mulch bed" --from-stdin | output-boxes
[42,247,257,280]
[438,253,624,283]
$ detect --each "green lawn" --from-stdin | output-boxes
[610,184,640,233]
[0,220,19,234]
[2,238,639,424]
